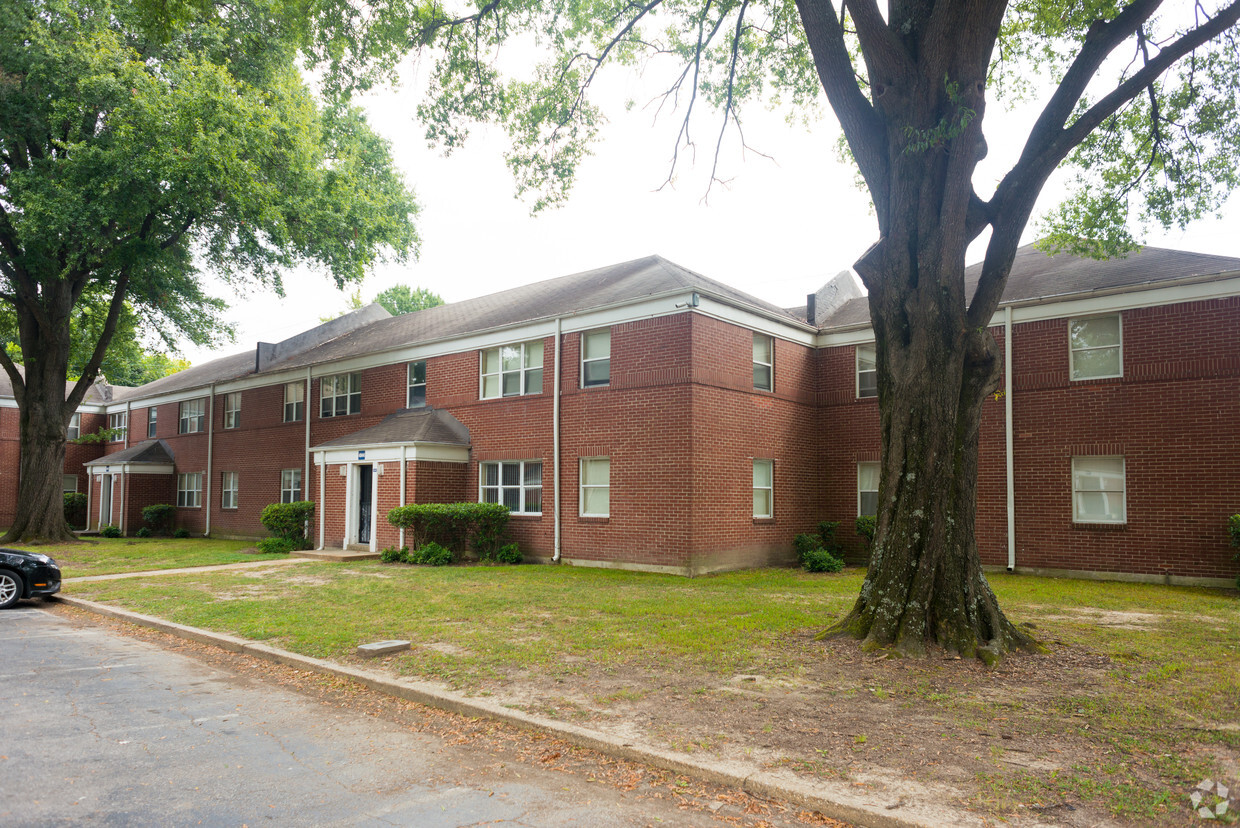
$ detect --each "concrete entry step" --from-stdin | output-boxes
[291,549,381,562]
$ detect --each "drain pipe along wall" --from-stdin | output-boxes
[553,316,562,563]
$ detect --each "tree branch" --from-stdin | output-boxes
[64,267,131,415]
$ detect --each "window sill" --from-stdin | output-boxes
[1072,521,1127,530]
[509,512,543,519]
[752,517,776,524]
[579,515,609,522]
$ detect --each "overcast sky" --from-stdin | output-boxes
[180,50,1239,365]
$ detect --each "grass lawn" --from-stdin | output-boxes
[65,560,1240,825]
[8,536,283,576]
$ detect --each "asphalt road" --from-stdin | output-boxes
[0,604,806,827]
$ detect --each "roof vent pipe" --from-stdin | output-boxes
[806,294,816,325]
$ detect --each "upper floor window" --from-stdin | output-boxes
[281,469,302,503]
[320,373,361,417]
[480,460,543,514]
[581,329,611,387]
[858,462,880,516]
[147,407,157,439]
[407,361,427,407]
[753,333,773,391]
[857,345,878,398]
[67,412,81,440]
[752,459,773,518]
[284,382,304,423]
[179,398,205,434]
[1069,315,1122,380]
[108,412,127,441]
[1072,457,1126,524]
[223,392,241,429]
[480,341,543,399]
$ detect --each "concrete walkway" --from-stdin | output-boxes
[64,556,312,583]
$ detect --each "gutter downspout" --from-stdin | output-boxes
[553,317,562,563]
[205,384,215,537]
[318,451,325,550]
[305,368,312,544]
[1004,307,1016,572]
[118,468,126,536]
[124,401,131,448]
[399,445,407,550]
[85,469,92,531]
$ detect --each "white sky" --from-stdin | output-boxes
[180,50,1239,364]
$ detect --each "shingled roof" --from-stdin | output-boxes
[310,407,470,450]
[0,365,120,404]
[83,439,175,466]
[820,243,1240,331]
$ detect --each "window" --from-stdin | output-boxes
[320,373,361,417]
[752,459,773,518]
[284,382,304,423]
[280,469,302,503]
[177,473,202,508]
[223,392,241,429]
[857,344,878,398]
[147,407,157,439]
[221,472,238,509]
[1069,315,1122,380]
[179,399,205,434]
[407,361,427,407]
[108,412,127,441]
[579,457,610,517]
[480,460,543,514]
[62,474,78,493]
[858,462,880,517]
[753,333,773,391]
[1072,457,1126,524]
[581,329,610,387]
[67,413,81,440]
[480,341,543,399]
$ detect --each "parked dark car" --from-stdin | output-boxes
[0,549,62,609]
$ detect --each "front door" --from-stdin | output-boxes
[357,464,372,545]
[99,474,113,529]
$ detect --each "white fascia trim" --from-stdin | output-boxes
[690,293,818,346]
[816,273,1240,347]
[86,463,175,475]
[313,442,469,466]
[0,398,109,412]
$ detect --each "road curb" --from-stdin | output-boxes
[55,595,971,828]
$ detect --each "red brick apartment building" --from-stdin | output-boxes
[3,244,1237,585]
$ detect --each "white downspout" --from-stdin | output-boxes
[553,317,562,563]
[399,445,407,550]
[1004,306,1016,572]
[85,469,92,531]
[304,368,311,503]
[118,470,126,535]
[124,401,131,448]
[317,451,326,550]
[205,383,215,537]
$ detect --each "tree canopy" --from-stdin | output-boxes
[374,284,444,315]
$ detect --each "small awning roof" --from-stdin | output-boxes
[311,407,470,452]
[84,439,175,466]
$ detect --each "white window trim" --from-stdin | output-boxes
[223,393,241,429]
[579,457,610,518]
[147,407,157,439]
[179,399,205,434]
[479,341,544,400]
[108,412,127,441]
[858,461,880,517]
[283,382,304,423]
[67,412,81,440]
[752,459,773,519]
[62,474,78,493]
[856,344,878,399]
[1072,456,1127,524]
[1069,314,1123,381]
[320,373,361,418]
[581,329,611,388]
[177,473,203,508]
[479,460,544,515]
[281,469,302,503]
[753,332,773,392]
[407,361,427,407]
[221,472,239,510]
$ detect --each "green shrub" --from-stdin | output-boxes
[380,546,409,563]
[260,501,315,550]
[793,533,821,558]
[856,515,876,545]
[173,528,191,539]
[387,503,509,557]
[1229,514,1240,549]
[802,547,845,573]
[493,542,522,565]
[257,537,297,554]
[135,526,152,538]
[63,492,87,530]
[99,524,121,538]
[408,542,453,566]
[141,504,177,536]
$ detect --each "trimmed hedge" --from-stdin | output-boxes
[63,492,87,530]
[792,520,845,573]
[99,523,121,538]
[142,503,177,536]
[257,537,297,554]
[261,501,315,550]
[387,503,509,557]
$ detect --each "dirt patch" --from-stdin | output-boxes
[1031,606,1163,630]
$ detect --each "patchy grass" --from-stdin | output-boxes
[65,563,1240,826]
[11,536,279,576]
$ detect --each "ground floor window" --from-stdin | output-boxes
[481,460,543,514]
[62,475,78,493]
[579,457,610,517]
[221,472,239,509]
[177,473,202,508]
[1072,457,1126,523]
[281,469,302,503]
[752,459,773,518]
[858,462,879,517]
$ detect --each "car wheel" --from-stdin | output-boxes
[0,569,24,609]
